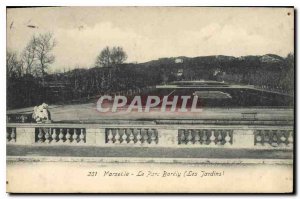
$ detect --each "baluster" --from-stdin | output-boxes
[107,129,113,144]
[21,115,25,123]
[10,128,16,143]
[209,130,216,145]
[153,129,158,144]
[128,129,135,144]
[263,131,270,146]
[255,131,263,146]
[44,128,51,143]
[65,129,71,143]
[179,130,185,145]
[118,129,123,143]
[146,129,150,144]
[37,128,44,143]
[271,131,278,147]
[132,129,137,144]
[217,131,223,145]
[58,129,64,143]
[142,129,148,144]
[79,129,85,143]
[121,129,127,144]
[149,129,157,145]
[183,130,188,145]
[125,129,130,143]
[187,130,193,145]
[202,130,208,145]
[136,129,142,144]
[287,131,293,148]
[139,129,144,144]
[279,131,287,147]
[52,129,57,143]
[115,129,120,144]
[224,130,231,146]
[194,130,200,145]
[147,129,153,144]
[72,129,78,144]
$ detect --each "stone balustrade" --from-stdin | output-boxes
[254,130,293,148]
[35,128,86,144]
[106,128,158,145]
[6,123,293,149]
[178,129,233,146]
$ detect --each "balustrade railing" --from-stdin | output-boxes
[105,128,158,145]
[6,122,294,150]
[254,130,293,148]
[178,129,233,146]
[35,128,86,144]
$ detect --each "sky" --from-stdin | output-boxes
[7,7,294,72]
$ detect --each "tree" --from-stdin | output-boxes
[33,33,56,83]
[7,50,23,78]
[95,46,127,67]
[95,46,111,67]
[111,46,128,65]
[21,36,37,75]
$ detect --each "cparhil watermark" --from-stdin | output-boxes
[96,95,203,113]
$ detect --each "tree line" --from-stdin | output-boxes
[7,32,294,109]
[7,32,129,108]
[7,33,56,83]
[7,32,127,79]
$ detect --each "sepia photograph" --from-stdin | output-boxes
[5,6,294,193]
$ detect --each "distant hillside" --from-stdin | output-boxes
[7,53,294,109]
[139,54,285,68]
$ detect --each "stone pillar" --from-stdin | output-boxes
[16,128,35,145]
[157,128,178,147]
[85,128,97,145]
[232,129,255,148]
[96,128,106,146]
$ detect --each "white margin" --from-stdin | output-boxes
[1,1,298,198]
